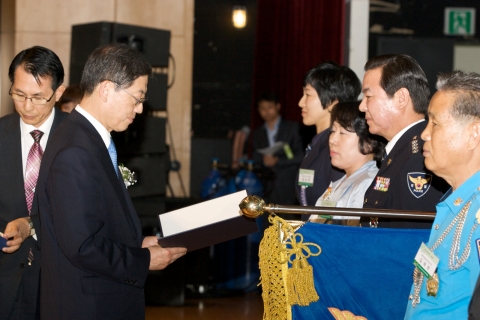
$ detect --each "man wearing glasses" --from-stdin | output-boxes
[0,46,67,319]
[34,43,186,319]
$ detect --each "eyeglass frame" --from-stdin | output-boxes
[8,85,56,105]
[110,81,147,107]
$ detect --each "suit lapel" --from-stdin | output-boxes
[69,111,141,238]
[0,114,28,215]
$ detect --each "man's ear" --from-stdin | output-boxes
[394,88,410,110]
[468,121,480,150]
[98,81,111,102]
[54,85,66,102]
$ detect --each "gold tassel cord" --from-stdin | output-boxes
[258,215,322,320]
[285,233,321,306]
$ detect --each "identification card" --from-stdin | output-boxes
[283,143,294,160]
[320,200,337,207]
[298,169,315,187]
[413,242,439,279]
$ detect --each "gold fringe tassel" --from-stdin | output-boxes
[258,215,321,320]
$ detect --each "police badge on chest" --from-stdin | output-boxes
[407,172,432,198]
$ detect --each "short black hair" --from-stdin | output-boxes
[80,43,152,96]
[364,54,430,115]
[330,101,386,162]
[8,46,64,90]
[303,62,361,109]
[257,92,280,105]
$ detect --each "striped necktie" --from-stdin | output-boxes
[25,130,43,214]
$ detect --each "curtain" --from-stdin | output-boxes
[251,0,346,132]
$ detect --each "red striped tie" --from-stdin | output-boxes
[25,130,43,214]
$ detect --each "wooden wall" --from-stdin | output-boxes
[0,0,194,196]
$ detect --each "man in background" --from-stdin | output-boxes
[252,93,304,206]
[0,46,67,319]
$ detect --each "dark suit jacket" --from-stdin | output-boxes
[361,121,448,228]
[295,129,344,208]
[252,119,304,205]
[36,110,150,320]
[0,110,66,319]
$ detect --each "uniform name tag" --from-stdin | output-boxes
[298,169,314,187]
[320,200,336,207]
[413,242,439,279]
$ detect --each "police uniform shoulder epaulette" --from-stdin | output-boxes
[411,135,419,154]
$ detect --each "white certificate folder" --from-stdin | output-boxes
[157,190,259,251]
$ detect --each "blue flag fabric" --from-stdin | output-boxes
[291,223,430,319]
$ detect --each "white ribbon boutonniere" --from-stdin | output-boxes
[119,164,137,188]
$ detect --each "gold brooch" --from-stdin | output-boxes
[454,198,463,206]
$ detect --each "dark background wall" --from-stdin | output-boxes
[192,0,257,139]
[368,0,480,96]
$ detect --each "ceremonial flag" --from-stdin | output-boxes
[292,223,429,319]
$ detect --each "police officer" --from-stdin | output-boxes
[359,54,448,228]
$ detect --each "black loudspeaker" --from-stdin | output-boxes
[119,154,169,198]
[112,115,166,155]
[376,37,454,96]
[70,21,170,111]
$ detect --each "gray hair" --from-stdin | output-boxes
[436,70,480,121]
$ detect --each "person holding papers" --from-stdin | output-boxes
[296,62,361,208]
[35,44,186,320]
[252,93,303,206]
[404,71,480,319]
[310,101,385,225]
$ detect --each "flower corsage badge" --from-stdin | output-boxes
[119,164,137,188]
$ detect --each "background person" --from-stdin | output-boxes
[56,84,81,113]
[35,43,186,320]
[0,46,67,319]
[310,101,385,226]
[252,92,303,206]
[404,71,480,319]
[296,62,361,208]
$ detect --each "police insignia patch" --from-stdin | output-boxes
[407,172,432,198]
[373,176,390,192]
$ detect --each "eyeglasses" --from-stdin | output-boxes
[112,82,147,107]
[9,86,56,105]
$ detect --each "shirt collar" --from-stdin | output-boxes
[440,170,480,213]
[264,116,281,131]
[385,119,424,155]
[75,105,111,148]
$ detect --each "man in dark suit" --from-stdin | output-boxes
[252,93,304,206]
[359,54,448,228]
[35,43,186,320]
[0,46,67,319]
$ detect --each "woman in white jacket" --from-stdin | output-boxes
[311,101,386,225]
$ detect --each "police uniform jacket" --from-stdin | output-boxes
[295,129,344,210]
[361,121,448,228]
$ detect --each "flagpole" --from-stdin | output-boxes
[239,195,436,220]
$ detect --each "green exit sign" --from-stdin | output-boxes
[444,7,476,36]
